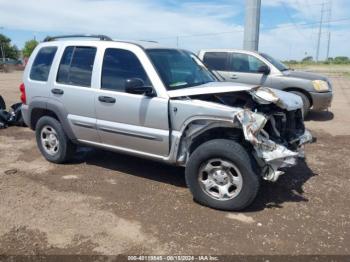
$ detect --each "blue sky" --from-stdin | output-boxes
[0,0,349,60]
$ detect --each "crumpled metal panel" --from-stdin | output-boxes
[235,109,312,182]
[250,87,303,111]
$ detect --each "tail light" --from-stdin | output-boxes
[19,83,26,104]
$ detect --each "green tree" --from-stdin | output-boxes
[23,39,39,58]
[333,56,350,64]
[302,56,313,63]
[0,34,20,60]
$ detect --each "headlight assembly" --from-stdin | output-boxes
[312,80,329,92]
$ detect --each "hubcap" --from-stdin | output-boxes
[40,125,60,156]
[198,159,243,201]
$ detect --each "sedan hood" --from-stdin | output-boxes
[283,70,328,81]
[167,81,303,111]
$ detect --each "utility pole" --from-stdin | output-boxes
[326,32,331,60]
[316,2,325,62]
[243,0,261,51]
[326,0,332,61]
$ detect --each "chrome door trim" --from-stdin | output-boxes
[73,122,95,129]
[98,127,163,141]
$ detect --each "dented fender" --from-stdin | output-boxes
[169,86,313,182]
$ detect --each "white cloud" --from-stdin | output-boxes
[0,0,349,60]
[0,0,240,40]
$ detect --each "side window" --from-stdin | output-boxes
[57,46,97,87]
[230,53,265,73]
[30,46,57,81]
[202,52,229,71]
[101,48,150,92]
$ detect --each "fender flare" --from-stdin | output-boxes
[28,97,77,140]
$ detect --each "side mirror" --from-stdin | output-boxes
[125,78,155,97]
[258,65,271,75]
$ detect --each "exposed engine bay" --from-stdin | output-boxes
[175,86,314,182]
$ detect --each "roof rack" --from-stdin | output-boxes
[43,34,112,42]
[138,40,159,43]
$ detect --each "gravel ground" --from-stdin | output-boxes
[0,71,349,256]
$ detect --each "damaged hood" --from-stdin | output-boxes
[250,87,303,111]
[168,82,303,111]
[167,82,253,98]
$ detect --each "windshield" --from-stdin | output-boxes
[260,53,289,71]
[146,49,216,90]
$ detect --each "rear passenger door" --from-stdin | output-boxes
[95,47,170,157]
[51,45,100,142]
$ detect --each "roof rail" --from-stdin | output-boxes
[138,40,159,43]
[43,34,112,42]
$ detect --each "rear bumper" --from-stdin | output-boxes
[21,104,31,128]
[310,91,333,111]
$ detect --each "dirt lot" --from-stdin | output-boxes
[0,71,349,256]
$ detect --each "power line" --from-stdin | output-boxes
[326,0,333,60]
[153,17,350,43]
[316,1,325,62]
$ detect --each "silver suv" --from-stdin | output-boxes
[21,35,313,211]
[198,49,333,116]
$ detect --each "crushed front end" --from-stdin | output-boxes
[235,87,314,182]
[169,83,315,182]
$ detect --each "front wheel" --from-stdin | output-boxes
[185,139,260,211]
[290,91,311,118]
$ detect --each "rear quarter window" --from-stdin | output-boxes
[30,46,58,81]
[203,52,229,71]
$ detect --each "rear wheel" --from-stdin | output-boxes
[185,139,260,211]
[290,91,311,118]
[35,116,76,163]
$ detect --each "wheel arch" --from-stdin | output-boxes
[189,127,245,155]
[173,117,248,165]
[28,98,76,141]
[283,87,313,107]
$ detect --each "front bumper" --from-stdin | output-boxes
[236,110,314,182]
[310,91,333,111]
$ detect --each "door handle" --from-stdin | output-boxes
[98,96,116,103]
[230,75,238,79]
[51,88,64,95]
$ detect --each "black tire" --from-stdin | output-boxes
[0,95,5,110]
[185,139,260,211]
[35,116,76,164]
[290,91,311,118]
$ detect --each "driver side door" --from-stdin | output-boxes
[95,47,170,157]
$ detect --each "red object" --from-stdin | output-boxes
[19,83,26,104]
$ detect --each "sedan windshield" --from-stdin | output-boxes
[146,49,216,90]
[260,53,289,72]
